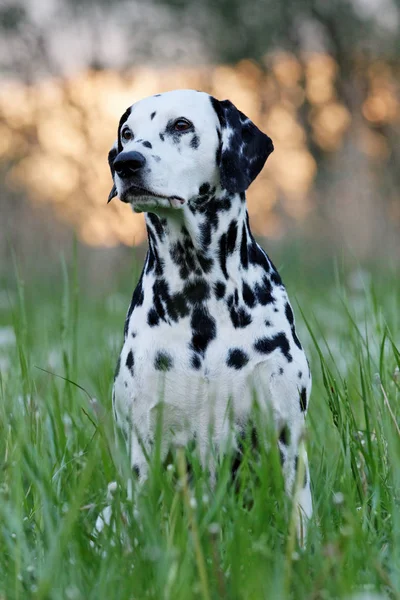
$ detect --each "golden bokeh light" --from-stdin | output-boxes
[0,53,399,246]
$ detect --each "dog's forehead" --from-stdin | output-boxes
[125,90,218,127]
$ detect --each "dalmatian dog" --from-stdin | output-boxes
[107,89,312,538]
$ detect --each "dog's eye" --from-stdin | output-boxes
[121,128,133,142]
[174,118,192,132]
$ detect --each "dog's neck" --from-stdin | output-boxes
[143,188,252,283]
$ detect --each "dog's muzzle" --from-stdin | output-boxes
[112,149,185,209]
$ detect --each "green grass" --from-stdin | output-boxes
[0,250,400,599]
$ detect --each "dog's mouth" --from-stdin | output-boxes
[120,184,185,209]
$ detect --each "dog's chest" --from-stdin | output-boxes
[112,263,303,445]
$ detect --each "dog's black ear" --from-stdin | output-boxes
[107,143,118,203]
[210,97,273,194]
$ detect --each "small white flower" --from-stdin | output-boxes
[189,496,197,509]
[47,349,62,369]
[348,268,371,292]
[108,481,118,494]
[0,326,16,348]
[333,491,344,505]
[292,551,300,561]
[62,414,72,429]
[208,523,220,535]
[65,585,80,599]
[372,373,381,387]
[0,356,11,372]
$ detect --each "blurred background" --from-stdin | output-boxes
[0,0,399,282]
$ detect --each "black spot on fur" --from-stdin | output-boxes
[146,228,164,276]
[169,292,190,320]
[293,328,303,350]
[170,227,213,276]
[219,233,228,279]
[159,133,164,141]
[242,282,255,308]
[227,348,249,369]
[298,371,302,378]
[126,350,134,376]
[154,351,173,372]
[279,367,284,375]
[294,455,308,487]
[150,111,156,120]
[133,465,140,478]
[170,241,194,278]
[152,155,161,162]
[199,222,212,250]
[151,278,190,323]
[153,293,166,322]
[254,276,275,305]
[214,281,226,299]
[254,332,293,362]
[124,269,145,337]
[265,320,271,327]
[226,220,238,254]
[230,450,243,481]
[279,425,291,446]
[285,302,294,325]
[148,308,160,327]
[198,203,219,250]
[248,244,270,273]
[199,183,210,195]
[147,213,164,239]
[215,128,222,165]
[270,269,282,286]
[240,224,248,269]
[114,356,121,380]
[300,387,308,412]
[230,306,252,329]
[142,141,152,149]
[184,278,210,304]
[190,307,216,356]
[170,241,188,278]
[285,302,302,350]
[190,134,200,149]
[198,254,214,273]
[190,353,202,370]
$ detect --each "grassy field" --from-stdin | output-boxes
[0,246,399,599]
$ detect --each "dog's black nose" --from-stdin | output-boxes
[113,151,146,179]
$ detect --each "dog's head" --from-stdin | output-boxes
[108,89,273,212]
